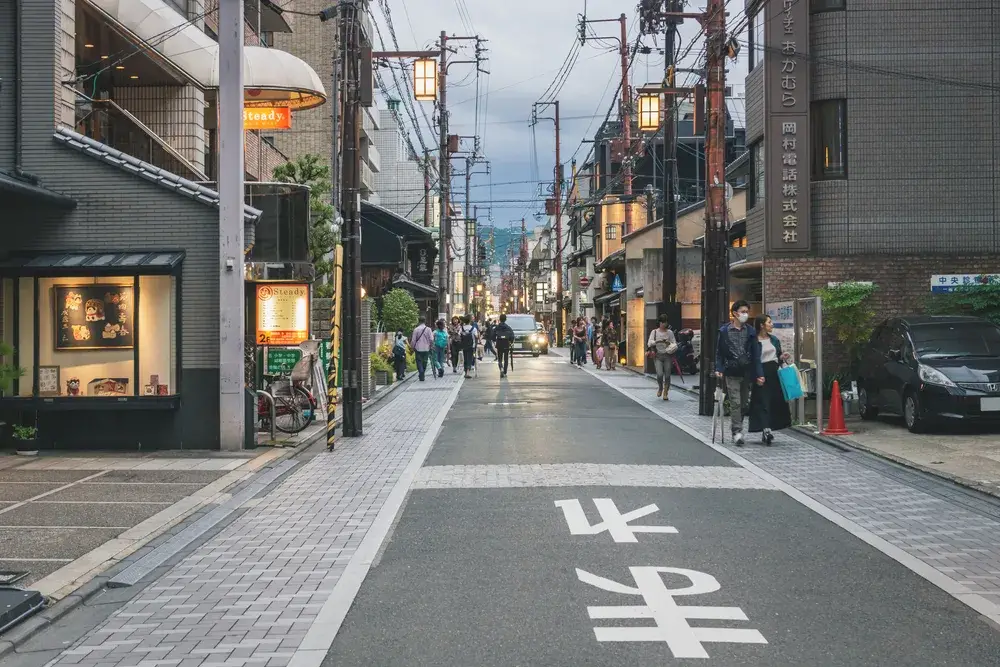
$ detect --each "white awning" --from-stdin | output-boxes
[85,0,326,110]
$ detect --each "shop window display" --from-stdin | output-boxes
[1,275,177,398]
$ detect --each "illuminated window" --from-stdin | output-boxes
[605,224,618,240]
[812,100,847,179]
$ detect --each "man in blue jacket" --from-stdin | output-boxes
[714,300,763,446]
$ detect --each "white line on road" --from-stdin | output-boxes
[411,464,773,490]
[0,471,110,516]
[577,360,1000,627]
[0,557,73,562]
[288,375,466,667]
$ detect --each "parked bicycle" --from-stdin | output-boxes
[258,362,316,434]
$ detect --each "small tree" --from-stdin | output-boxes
[812,281,878,377]
[381,288,419,335]
[926,284,1000,326]
[0,342,24,396]
[273,154,339,297]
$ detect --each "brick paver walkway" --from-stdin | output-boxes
[45,376,462,667]
[571,355,1000,615]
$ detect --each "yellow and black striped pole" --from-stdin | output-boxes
[327,244,344,450]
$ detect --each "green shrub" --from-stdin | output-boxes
[381,289,419,335]
[926,284,1000,326]
[812,282,878,377]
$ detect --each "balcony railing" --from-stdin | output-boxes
[75,97,208,182]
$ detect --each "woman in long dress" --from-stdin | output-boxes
[748,314,792,445]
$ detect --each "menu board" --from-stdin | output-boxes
[55,285,134,350]
[256,283,309,346]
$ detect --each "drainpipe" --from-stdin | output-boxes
[13,0,23,174]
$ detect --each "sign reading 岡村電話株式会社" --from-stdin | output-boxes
[764,0,810,254]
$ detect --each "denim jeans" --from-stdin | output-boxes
[654,354,673,392]
[415,350,429,379]
[433,346,446,375]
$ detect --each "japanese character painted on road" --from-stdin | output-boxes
[554,498,678,543]
[576,566,767,659]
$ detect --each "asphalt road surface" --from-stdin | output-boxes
[323,354,1000,666]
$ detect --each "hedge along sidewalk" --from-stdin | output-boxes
[0,373,413,660]
[622,361,1000,501]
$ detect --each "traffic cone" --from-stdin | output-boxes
[821,379,853,436]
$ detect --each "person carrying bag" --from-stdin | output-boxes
[647,314,678,400]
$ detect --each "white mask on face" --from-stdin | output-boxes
[737,312,749,324]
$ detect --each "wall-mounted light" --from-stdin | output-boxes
[129,75,139,80]
[100,55,109,60]
[637,93,661,132]
[115,65,125,70]
[84,43,95,48]
[413,59,437,101]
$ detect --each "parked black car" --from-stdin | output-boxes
[857,316,1000,432]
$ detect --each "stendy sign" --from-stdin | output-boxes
[256,283,309,346]
[244,106,291,130]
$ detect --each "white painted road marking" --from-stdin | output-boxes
[577,566,767,659]
[555,498,678,543]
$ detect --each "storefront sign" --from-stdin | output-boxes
[244,106,291,130]
[256,283,309,346]
[265,348,301,374]
[931,274,1000,293]
[407,243,435,286]
[765,0,810,254]
[55,285,134,350]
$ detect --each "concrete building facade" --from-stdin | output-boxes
[744,0,1000,309]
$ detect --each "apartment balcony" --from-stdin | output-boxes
[360,161,376,196]
[75,97,208,183]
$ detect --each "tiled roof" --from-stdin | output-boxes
[53,127,263,224]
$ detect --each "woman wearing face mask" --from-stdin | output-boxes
[748,314,793,445]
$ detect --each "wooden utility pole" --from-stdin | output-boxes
[618,13,633,236]
[437,31,450,319]
[339,0,363,436]
[698,0,728,416]
[552,101,563,346]
[423,149,431,228]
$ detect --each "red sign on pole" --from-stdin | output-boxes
[579,276,591,288]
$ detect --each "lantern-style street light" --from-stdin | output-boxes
[637,92,661,132]
[413,58,438,101]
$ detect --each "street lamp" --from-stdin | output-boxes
[413,59,438,101]
[637,92,661,132]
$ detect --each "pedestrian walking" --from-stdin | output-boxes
[447,315,462,373]
[494,313,514,378]
[714,300,759,446]
[647,314,678,400]
[587,316,597,365]
[572,317,588,367]
[460,315,478,378]
[410,316,433,382]
[602,317,619,371]
[432,319,449,378]
[748,314,793,445]
[484,320,496,358]
[392,331,408,381]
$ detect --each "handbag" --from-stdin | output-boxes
[665,342,679,355]
[778,363,805,401]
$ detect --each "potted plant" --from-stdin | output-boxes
[13,424,38,456]
[371,353,392,386]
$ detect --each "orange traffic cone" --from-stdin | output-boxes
[822,379,853,436]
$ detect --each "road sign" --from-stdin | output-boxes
[612,275,624,292]
[579,276,591,288]
[265,348,301,374]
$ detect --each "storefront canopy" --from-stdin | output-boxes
[85,0,327,110]
[392,275,436,298]
[361,202,432,241]
[0,251,184,276]
[0,171,77,210]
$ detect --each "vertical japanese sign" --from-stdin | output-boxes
[765,0,810,253]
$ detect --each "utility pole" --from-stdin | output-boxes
[520,217,527,312]
[340,0,364,436]
[698,0,728,416]
[662,2,679,325]
[423,149,431,228]
[553,101,563,347]
[437,31,450,319]
[218,0,245,451]
[465,155,472,315]
[618,13,633,235]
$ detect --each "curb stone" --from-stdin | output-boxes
[622,362,1000,502]
[0,374,413,659]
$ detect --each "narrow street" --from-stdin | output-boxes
[12,353,1000,667]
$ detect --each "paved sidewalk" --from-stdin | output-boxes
[35,374,462,667]
[566,354,1000,620]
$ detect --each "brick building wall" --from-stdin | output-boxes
[765,254,1000,371]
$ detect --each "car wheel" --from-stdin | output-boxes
[858,386,879,420]
[904,390,926,433]
[533,352,541,358]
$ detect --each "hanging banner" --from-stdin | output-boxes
[256,283,309,346]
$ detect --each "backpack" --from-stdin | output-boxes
[460,326,475,349]
[434,329,448,349]
[392,340,406,361]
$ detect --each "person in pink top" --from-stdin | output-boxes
[410,316,434,381]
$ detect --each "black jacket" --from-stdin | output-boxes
[493,323,514,347]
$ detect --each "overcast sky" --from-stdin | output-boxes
[372,0,748,232]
